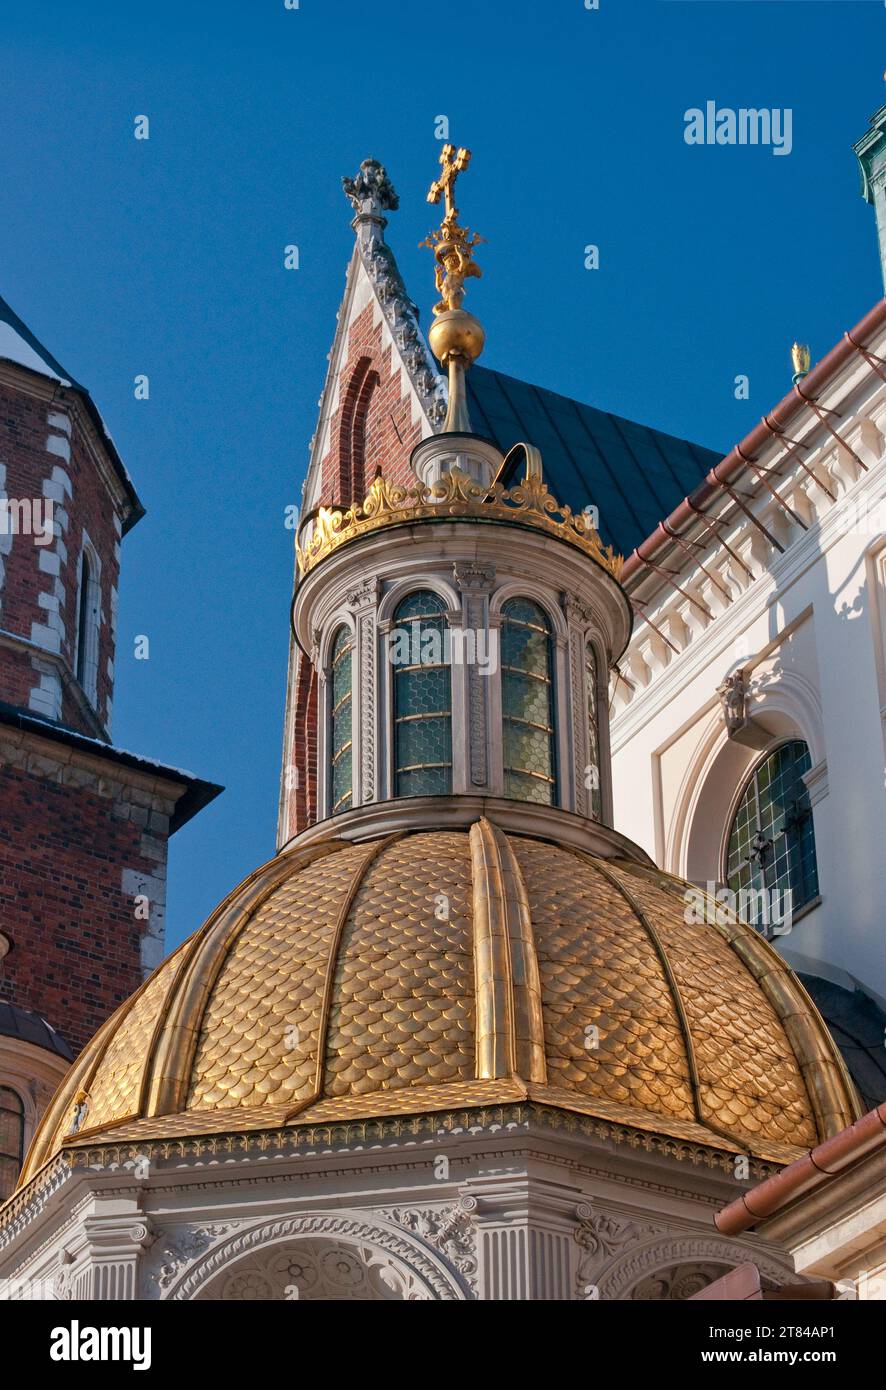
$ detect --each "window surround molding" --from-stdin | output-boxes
[328,623,355,816]
[721,737,820,917]
[498,594,559,807]
[316,611,357,821]
[0,1083,24,1200]
[377,576,460,802]
[389,589,453,800]
[667,680,827,886]
[490,580,571,810]
[0,1036,71,1194]
[581,633,611,824]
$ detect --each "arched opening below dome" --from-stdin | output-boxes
[192,1237,434,1302]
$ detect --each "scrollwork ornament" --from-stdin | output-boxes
[146,1224,232,1294]
[374,1204,478,1289]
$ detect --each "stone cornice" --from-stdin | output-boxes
[613,445,886,746]
[0,1101,786,1244]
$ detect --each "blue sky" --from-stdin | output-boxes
[1,0,883,949]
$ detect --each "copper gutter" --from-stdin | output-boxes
[621,297,886,584]
[715,1102,886,1237]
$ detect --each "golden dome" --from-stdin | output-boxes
[19,818,859,1187]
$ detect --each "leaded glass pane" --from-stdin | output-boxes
[726,740,818,929]
[393,590,452,797]
[585,640,603,821]
[501,598,556,805]
[330,626,353,814]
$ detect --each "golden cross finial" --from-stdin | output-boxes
[427,144,472,221]
[421,140,485,433]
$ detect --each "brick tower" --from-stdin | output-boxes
[0,292,219,1197]
[278,159,446,843]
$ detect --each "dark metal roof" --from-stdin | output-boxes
[0,1003,74,1061]
[0,700,223,834]
[466,365,723,556]
[801,973,886,1112]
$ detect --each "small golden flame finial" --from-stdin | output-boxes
[791,342,811,383]
[420,143,486,432]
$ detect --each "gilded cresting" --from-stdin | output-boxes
[296,467,625,581]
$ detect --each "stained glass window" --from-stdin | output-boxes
[502,597,556,805]
[392,590,452,797]
[330,625,353,814]
[585,639,603,821]
[0,1086,24,1201]
[725,740,819,927]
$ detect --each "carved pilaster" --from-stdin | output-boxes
[465,1179,583,1300]
[347,578,380,805]
[563,595,594,817]
[81,1210,154,1301]
[453,564,495,791]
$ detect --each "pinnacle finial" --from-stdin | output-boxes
[342,158,399,226]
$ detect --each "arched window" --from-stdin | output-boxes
[76,551,90,686]
[337,357,379,503]
[501,597,556,805]
[0,1086,24,1200]
[725,739,819,923]
[74,538,100,703]
[585,639,603,822]
[392,590,452,797]
[329,626,353,814]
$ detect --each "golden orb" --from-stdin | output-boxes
[428,308,486,366]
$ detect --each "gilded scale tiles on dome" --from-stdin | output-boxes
[15,820,860,1190]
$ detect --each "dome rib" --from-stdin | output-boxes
[146,842,345,1117]
[469,818,546,1083]
[285,832,406,1120]
[567,847,709,1130]
[604,862,861,1142]
[710,910,859,1138]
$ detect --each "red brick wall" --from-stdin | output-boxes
[0,375,124,734]
[319,302,422,504]
[284,299,426,838]
[0,756,164,1054]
